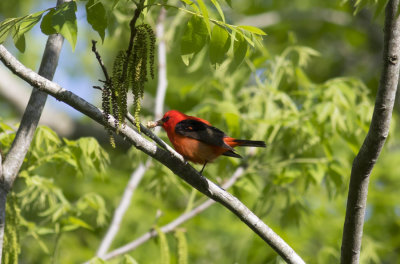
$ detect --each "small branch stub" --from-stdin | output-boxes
[146,120,158,129]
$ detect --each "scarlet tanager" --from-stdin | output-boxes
[149,110,266,173]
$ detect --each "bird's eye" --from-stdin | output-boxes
[162,116,170,122]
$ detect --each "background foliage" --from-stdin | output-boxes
[0,0,399,263]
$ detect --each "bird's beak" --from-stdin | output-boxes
[156,119,164,126]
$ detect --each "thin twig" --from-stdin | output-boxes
[91,40,110,83]
[340,1,400,263]
[121,0,146,83]
[96,160,151,257]
[92,86,103,91]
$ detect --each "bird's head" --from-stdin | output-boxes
[156,110,187,132]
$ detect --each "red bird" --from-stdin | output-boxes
[155,110,266,173]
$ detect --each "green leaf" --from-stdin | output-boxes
[0,10,44,50]
[374,0,389,17]
[197,0,211,35]
[40,9,57,35]
[180,0,200,13]
[0,18,17,43]
[224,0,232,7]
[89,257,106,264]
[181,53,194,66]
[112,0,120,9]
[238,25,267,36]
[209,25,230,65]
[230,32,247,70]
[13,32,25,52]
[210,0,225,22]
[52,1,78,50]
[180,15,208,58]
[86,0,107,42]
[119,255,138,264]
[64,216,93,231]
[227,25,254,47]
[16,11,45,36]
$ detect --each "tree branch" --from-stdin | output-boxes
[0,45,305,264]
[1,33,65,191]
[341,1,400,263]
[99,167,245,261]
[96,160,151,257]
[91,40,110,83]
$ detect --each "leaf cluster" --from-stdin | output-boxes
[0,124,110,260]
[0,0,108,52]
[179,0,266,68]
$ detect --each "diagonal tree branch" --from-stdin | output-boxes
[341,1,400,263]
[96,160,151,257]
[0,44,305,264]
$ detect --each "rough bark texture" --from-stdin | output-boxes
[341,1,400,263]
[0,44,305,264]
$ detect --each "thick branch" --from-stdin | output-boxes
[1,33,64,191]
[0,45,305,264]
[341,1,400,263]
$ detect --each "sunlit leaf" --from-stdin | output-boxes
[86,0,107,42]
[181,15,208,63]
[52,1,78,50]
[209,24,230,65]
[238,25,267,36]
[196,0,211,35]
[210,0,225,22]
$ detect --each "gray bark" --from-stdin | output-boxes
[341,1,400,263]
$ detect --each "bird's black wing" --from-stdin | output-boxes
[174,119,233,150]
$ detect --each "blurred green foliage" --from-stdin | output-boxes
[1,0,400,264]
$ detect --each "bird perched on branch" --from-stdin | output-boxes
[148,110,266,173]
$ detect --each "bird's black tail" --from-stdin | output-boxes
[234,139,266,148]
